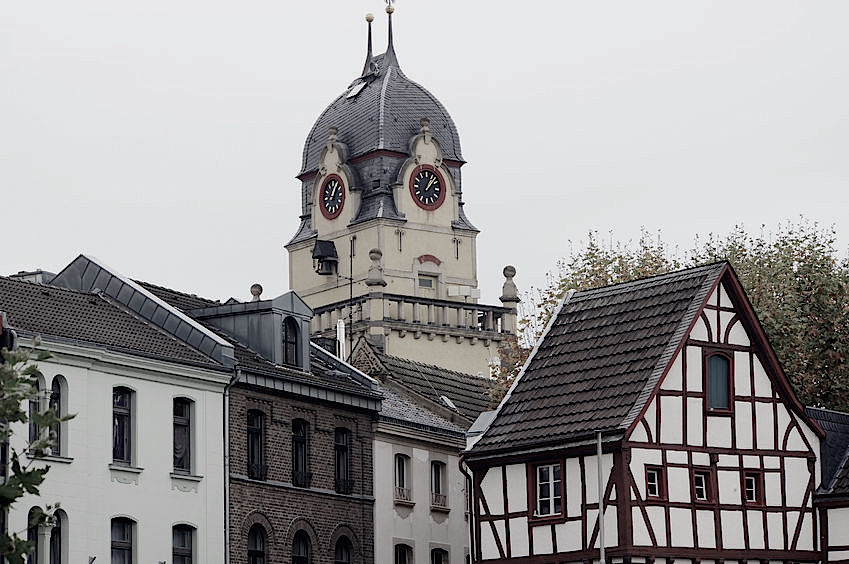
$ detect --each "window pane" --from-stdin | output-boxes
[708,355,730,409]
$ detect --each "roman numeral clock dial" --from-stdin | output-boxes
[319,174,345,220]
[409,165,446,211]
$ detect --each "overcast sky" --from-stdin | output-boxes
[2,1,848,304]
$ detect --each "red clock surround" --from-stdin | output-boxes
[319,174,346,220]
[409,164,446,211]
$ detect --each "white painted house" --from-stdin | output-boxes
[465,262,832,563]
[2,258,231,564]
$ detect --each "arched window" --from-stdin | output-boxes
[283,317,299,367]
[50,508,67,564]
[49,376,65,456]
[247,524,266,564]
[112,387,133,465]
[292,530,311,564]
[334,536,352,564]
[173,524,194,564]
[394,544,413,564]
[431,548,449,564]
[29,380,42,446]
[247,410,266,480]
[110,517,135,564]
[27,507,39,564]
[707,354,731,411]
[335,428,352,493]
[292,419,311,487]
[394,454,411,502]
[173,398,193,473]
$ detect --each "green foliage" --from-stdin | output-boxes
[498,219,849,412]
[0,341,73,561]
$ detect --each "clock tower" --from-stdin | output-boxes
[286,6,518,375]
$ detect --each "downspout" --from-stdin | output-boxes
[597,430,606,564]
[459,455,476,563]
[223,368,240,564]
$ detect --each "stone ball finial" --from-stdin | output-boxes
[500,265,520,305]
[386,3,394,14]
[366,248,387,287]
[365,13,374,22]
[250,283,263,302]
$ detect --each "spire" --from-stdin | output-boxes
[361,13,375,76]
[384,0,399,68]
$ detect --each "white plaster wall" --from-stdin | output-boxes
[505,464,527,513]
[667,467,690,503]
[784,457,809,507]
[661,353,683,391]
[509,517,529,557]
[696,510,715,548]
[374,435,469,564]
[828,506,849,545]
[735,401,753,449]
[752,357,771,397]
[746,510,765,549]
[705,416,732,448]
[720,510,745,549]
[646,506,666,546]
[565,458,581,518]
[755,402,775,449]
[718,470,741,505]
[734,351,750,395]
[554,520,582,552]
[686,398,703,446]
[480,465,504,514]
[669,507,694,547]
[532,522,553,554]
[659,396,683,445]
[8,353,227,564]
[686,346,702,392]
[766,512,784,549]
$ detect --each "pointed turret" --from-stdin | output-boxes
[383,1,399,68]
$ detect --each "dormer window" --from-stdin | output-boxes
[706,353,732,412]
[283,317,300,367]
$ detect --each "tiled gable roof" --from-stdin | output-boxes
[806,407,849,494]
[471,263,726,455]
[0,276,219,367]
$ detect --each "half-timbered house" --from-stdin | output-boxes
[464,262,827,563]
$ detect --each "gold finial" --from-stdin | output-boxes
[385,0,394,14]
[365,13,374,22]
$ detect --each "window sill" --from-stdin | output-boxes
[529,513,565,525]
[109,463,143,473]
[430,505,451,514]
[394,499,415,508]
[170,472,203,482]
[706,408,733,417]
[32,454,74,464]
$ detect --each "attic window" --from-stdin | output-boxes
[283,317,300,367]
[346,82,367,99]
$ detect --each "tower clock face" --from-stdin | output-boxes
[319,174,345,220]
[410,165,446,211]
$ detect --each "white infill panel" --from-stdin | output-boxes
[786,511,801,549]
[776,404,791,446]
[481,520,505,560]
[554,520,582,552]
[720,510,745,549]
[646,506,666,546]
[585,509,598,547]
[828,507,849,544]
[565,458,581,517]
[584,457,599,505]
[643,398,657,441]
[696,510,716,548]
[662,352,683,391]
[509,517,529,557]
[796,512,813,550]
[755,402,775,449]
[706,416,732,448]
[747,510,765,549]
[727,319,750,347]
[718,282,731,308]
[735,402,753,449]
[687,398,704,446]
[667,467,691,503]
[686,346,703,392]
[632,507,652,546]
[718,311,735,342]
[742,455,760,468]
[505,464,527,513]
[708,286,720,308]
[480,466,504,515]
[705,312,718,342]
[752,357,772,397]
[784,458,809,507]
[669,507,694,547]
[667,450,687,464]
[532,523,553,554]
[631,422,649,443]
[718,470,741,505]
[785,426,807,451]
[734,351,750,395]
[764,472,782,506]
[766,512,784,549]
[660,396,684,444]
[690,317,710,342]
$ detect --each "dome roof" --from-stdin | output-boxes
[299,42,463,176]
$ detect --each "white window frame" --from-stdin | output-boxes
[535,463,561,517]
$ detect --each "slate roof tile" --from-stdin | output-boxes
[0,276,219,367]
[471,263,726,455]
[806,406,849,494]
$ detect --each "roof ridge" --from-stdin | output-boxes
[0,275,103,299]
[570,262,727,299]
